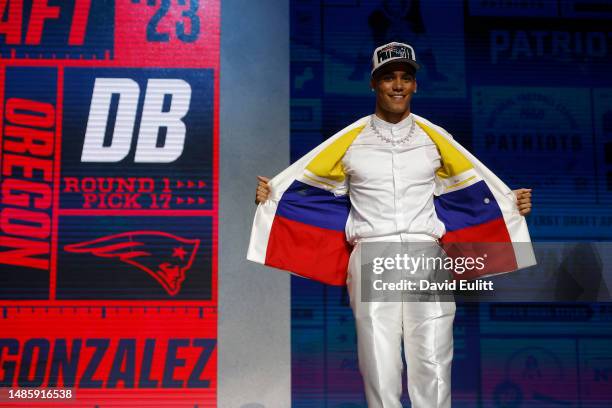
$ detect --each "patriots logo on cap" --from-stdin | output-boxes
[371,42,418,75]
[377,44,413,64]
[64,231,200,296]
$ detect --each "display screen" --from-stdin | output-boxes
[0,1,219,405]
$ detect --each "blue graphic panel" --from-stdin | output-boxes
[593,89,612,206]
[322,0,466,99]
[0,67,57,299]
[61,68,214,210]
[57,215,212,299]
[290,0,612,406]
[471,86,601,238]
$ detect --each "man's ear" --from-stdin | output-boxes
[370,77,377,92]
[414,80,418,94]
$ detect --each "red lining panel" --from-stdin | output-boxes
[265,215,352,286]
[441,218,517,279]
[441,217,512,243]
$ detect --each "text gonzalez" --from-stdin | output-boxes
[0,337,215,388]
[371,253,487,275]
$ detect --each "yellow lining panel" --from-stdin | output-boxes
[305,125,365,183]
[415,121,473,179]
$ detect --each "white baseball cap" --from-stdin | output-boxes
[371,42,420,76]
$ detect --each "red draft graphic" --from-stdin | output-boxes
[64,231,200,296]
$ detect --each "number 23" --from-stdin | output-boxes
[147,0,201,43]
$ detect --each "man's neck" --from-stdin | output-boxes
[374,107,411,124]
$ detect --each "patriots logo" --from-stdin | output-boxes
[64,231,200,296]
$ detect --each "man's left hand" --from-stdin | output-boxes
[513,188,532,216]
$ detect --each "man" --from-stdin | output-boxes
[249,42,533,407]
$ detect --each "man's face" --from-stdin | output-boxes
[371,64,417,117]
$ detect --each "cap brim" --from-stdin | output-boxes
[371,59,420,76]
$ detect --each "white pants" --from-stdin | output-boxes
[347,238,456,408]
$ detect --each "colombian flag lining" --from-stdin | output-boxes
[248,115,535,285]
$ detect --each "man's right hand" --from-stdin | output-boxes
[255,176,270,204]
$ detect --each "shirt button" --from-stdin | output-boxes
[484,197,490,204]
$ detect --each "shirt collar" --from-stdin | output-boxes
[371,113,414,133]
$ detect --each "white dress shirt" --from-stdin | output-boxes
[343,113,446,243]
